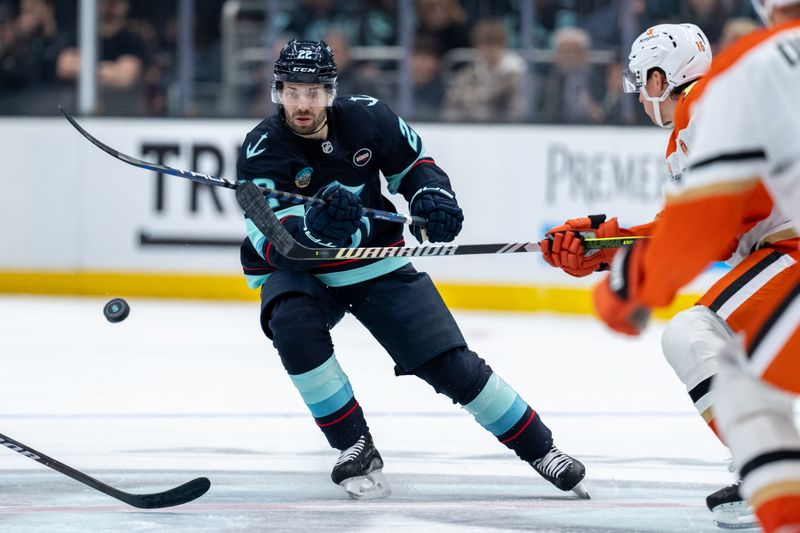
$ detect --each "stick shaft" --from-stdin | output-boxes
[236,181,645,260]
[60,107,424,227]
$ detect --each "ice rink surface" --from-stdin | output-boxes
[1,295,789,532]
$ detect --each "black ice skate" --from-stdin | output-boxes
[331,433,390,500]
[706,481,758,530]
[530,445,590,499]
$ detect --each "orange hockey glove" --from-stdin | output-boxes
[540,215,626,277]
[592,242,651,336]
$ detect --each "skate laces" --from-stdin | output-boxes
[335,435,366,467]
[533,446,573,478]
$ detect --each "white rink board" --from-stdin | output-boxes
[0,117,722,290]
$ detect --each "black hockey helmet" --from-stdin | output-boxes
[273,39,337,84]
[272,39,338,107]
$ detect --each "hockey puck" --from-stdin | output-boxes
[103,298,130,323]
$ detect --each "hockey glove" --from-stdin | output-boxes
[410,187,464,243]
[541,214,627,277]
[593,243,651,336]
[303,183,363,247]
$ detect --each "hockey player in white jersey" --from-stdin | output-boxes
[592,2,800,531]
[541,22,787,527]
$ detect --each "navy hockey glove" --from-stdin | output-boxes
[304,183,363,247]
[410,187,464,243]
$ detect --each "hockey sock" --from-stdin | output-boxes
[269,295,367,450]
[687,376,723,440]
[462,372,553,461]
[412,348,553,462]
[289,353,367,450]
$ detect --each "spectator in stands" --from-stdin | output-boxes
[323,27,383,99]
[416,0,470,55]
[0,0,68,115]
[278,0,357,43]
[583,0,652,50]
[443,19,524,122]
[596,59,624,124]
[676,0,732,49]
[537,27,603,124]
[247,36,293,119]
[355,0,396,46]
[138,1,225,116]
[408,36,445,120]
[718,16,759,50]
[57,0,148,115]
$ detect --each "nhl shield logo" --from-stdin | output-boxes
[295,167,313,188]
[321,141,333,154]
[353,148,372,167]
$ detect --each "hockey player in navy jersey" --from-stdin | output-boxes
[237,39,588,500]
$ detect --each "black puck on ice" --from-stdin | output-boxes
[103,298,130,323]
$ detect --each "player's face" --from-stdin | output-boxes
[639,70,672,125]
[281,83,328,135]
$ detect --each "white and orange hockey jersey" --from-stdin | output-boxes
[633,62,795,267]
[633,20,800,309]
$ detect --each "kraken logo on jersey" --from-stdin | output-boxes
[246,133,268,159]
[295,167,313,188]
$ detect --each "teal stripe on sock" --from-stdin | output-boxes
[306,381,354,418]
[289,354,353,417]
[463,373,518,429]
[484,395,527,436]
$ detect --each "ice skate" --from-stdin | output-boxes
[331,433,390,500]
[706,481,758,530]
[530,445,590,499]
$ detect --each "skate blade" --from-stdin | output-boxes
[712,520,759,530]
[571,481,590,500]
[712,501,758,530]
[341,470,391,500]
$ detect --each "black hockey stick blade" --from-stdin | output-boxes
[0,432,210,509]
[112,477,211,509]
[237,181,643,260]
[58,106,425,227]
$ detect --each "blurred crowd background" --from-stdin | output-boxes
[0,0,762,123]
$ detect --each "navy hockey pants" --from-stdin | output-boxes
[264,265,553,461]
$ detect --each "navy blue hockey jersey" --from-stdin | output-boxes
[237,96,455,289]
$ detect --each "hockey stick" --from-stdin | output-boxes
[0,432,210,509]
[236,180,644,260]
[58,106,425,227]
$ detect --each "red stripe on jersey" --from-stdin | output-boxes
[411,158,436,170]
[264,215,293,267]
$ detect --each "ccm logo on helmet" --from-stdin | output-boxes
[292,67,317,73]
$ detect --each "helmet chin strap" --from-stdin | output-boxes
[643,89,674,129]
[652,99,671,129]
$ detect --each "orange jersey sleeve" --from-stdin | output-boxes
[628,220,656,237]
[635,180,773,308]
